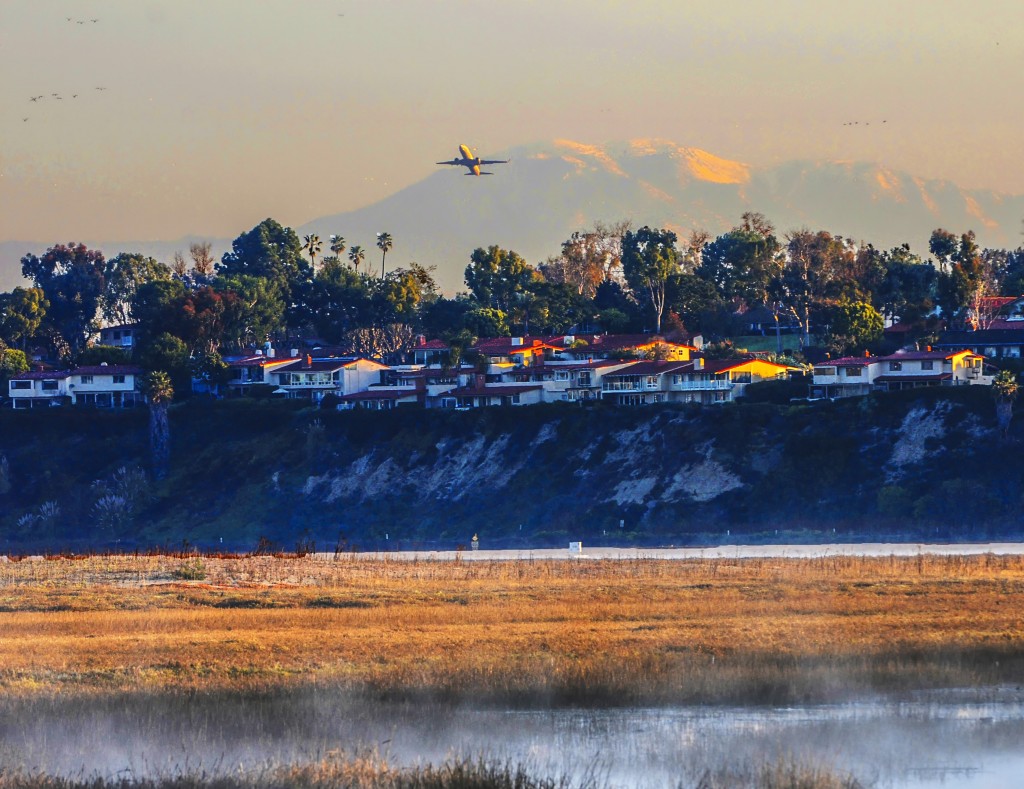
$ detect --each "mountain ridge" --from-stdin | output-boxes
[3,139,1022,294]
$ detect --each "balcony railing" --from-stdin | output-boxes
[602,380,660,392]
[669,379,733,391]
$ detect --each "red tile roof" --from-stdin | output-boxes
[11,370,70,381]
[72,365,143,376]
[446,384,543,397]
[414,339,450,350]
[549,333,695,352]
[603,360,694,377]
[338,390,420,401]
[880,350,977,362]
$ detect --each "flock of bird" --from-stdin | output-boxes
[842,120,888,126]
[22,16,103,122]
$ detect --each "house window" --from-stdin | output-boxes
[889,361,902,371]
[921,361,933,371]
[578,372,591,387]
[512,393,521,404]
[10,380,31,390]
[844,367,862,377]
[41,381,59,391]
[80,375,94,384]
[113,375,126,384]
[645,375,659,388]
[555,371,569,381]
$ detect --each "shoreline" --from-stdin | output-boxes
[314,541,1024,561]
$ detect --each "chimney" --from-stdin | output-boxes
[864,349,870,357]
[290,348,299,357]
[416,334,426,347]
[926,345,932,352]
[694,357,704,371]
[474,373,486,389]
[511,337,523,347]
[305,354,313,367]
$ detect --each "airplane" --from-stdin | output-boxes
[437,144,509,176]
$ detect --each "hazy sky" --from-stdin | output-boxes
[3,0,1023,245]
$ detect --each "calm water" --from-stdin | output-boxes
[2,692,1023,788]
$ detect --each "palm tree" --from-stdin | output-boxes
[993,369,1020,440]
[141,371,174,480]
[329,234,346,262]
[303,234,323,272]
[348,245,365,273]
[376,232,393,279]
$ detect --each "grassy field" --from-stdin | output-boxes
[2,552,1023,706]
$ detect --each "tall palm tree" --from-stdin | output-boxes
[329,234,346,262]
[303,234,323,272]
[993,369,1020,440]
[376,232,393,279]
[348,245,365,273]
[141,370,174,480]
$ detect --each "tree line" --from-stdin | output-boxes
[3,213,1024,396]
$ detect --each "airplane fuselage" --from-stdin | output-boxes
[437,144,508,176]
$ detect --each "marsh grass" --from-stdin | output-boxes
[1,554,1023,705]
[0,756,867,789]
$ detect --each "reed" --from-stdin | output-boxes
[1,553,1023,705]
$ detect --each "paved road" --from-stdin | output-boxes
[314,542,1024,561]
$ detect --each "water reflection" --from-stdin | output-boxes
[3,692,1023,788]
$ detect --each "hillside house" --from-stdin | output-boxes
[96,323,138,349]
[224,354,301,396]
[811,348,990,398]
[7,371,71,408]
[9,364,144,408]
[267,355,389,402]
[547,334,695,362]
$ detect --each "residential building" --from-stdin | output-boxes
[224,353,301,396]
[96,323,138,349]
[8,364,145,408]
[811,348,990,398]
[7,370,70,408]
[267,355,389,402]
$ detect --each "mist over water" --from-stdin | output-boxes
[3,691,1024,788]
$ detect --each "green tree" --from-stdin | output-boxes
[780,230,856,347]
[141,371,174,480]
[303,234,323,273]
[348,245,366,273]
[0,287,49,350]
[993,369,1019,441]
[376,232,393,279]
[329,234,346,262]
[463,307,508,337]
[215,274,286,349]
[464,246,535,315]
[621,226,681,334]
[219,218,311,327]
[697,217,783,307]
[0,345,30,393]
[822,300,884,356]
[102,253,171,326]
[137,333,191,395]
[21,243,107,356]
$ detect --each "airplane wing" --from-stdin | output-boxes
[436,159,463,166]
[478,158,510,166]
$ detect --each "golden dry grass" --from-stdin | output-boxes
[2,553,1023,704]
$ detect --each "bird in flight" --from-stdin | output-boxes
[29,96,42,102]
[23,117,29,122]
[72,94,78,98]
[95,86,107,91]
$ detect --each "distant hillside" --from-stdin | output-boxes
[1,387,1020,552]
[4,139,1023,295]
[299,139,1024,292]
